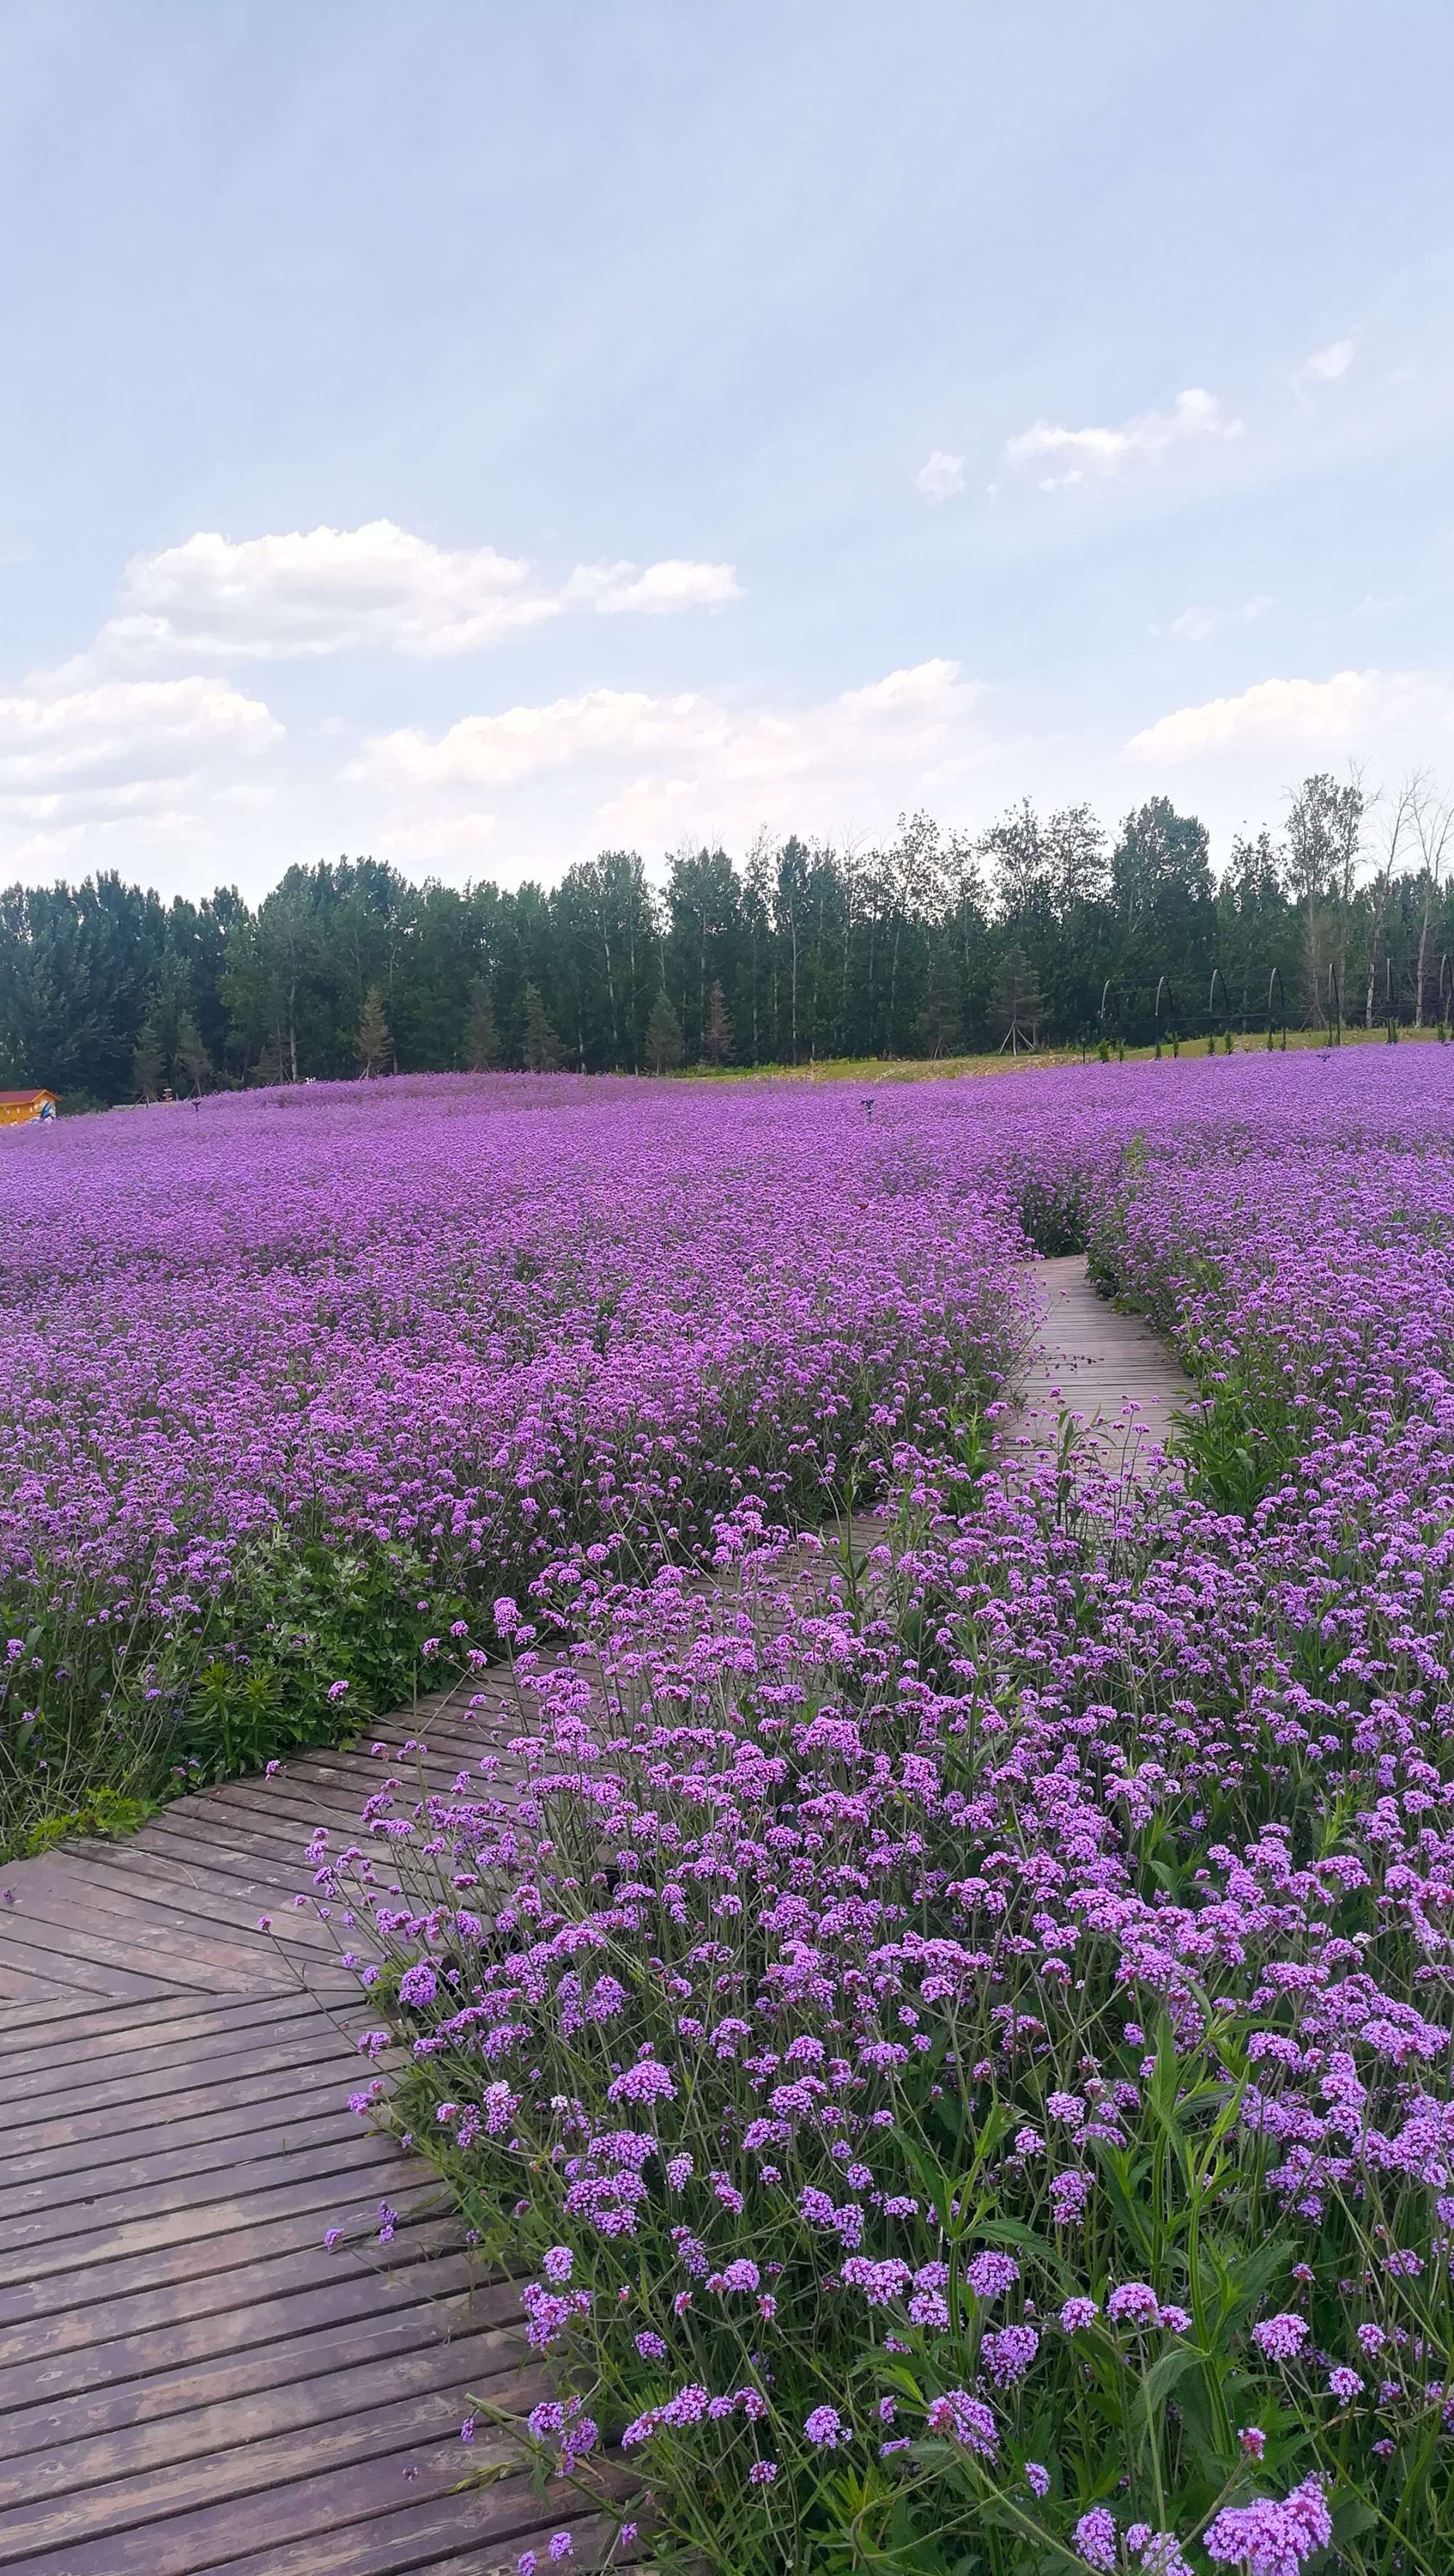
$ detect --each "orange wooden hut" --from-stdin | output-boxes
[0,1088,57,1127]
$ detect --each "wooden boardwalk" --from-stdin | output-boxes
[0,1255,1186,2572]
[1018,1253,1191,1466]
[0,1684,611,2576]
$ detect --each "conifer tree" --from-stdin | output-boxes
[702,979,734,1066]
[132,1020,165,1101]
[521,982,562,1071]
[465,976,501,1071]
[175,1014,212,1094]
[645,989,685,1074]
[357,983,392,1076]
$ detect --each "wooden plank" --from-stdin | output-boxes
[136,1809,320,1874]
[0,2250,497,2412]
[0,2124,406,2258]
[0,2093,369,2215]
[0,1985,71,2023]
[62,1842,342,1941]
[0,1925,184,2003]
[2,1991,340,2098]
[0,2050,364,2178]
[0,2313,526,2495]
[0,2363,545,2567]
[0,1898,253,1996]
[0,1991,219,2062]
[0,1858,297,1986]
[2,2030,374,2150]
[173,2495,618,2576]
[0,2209,467,2364]
[0,2422,537,2576]
[0,2167,441,2307]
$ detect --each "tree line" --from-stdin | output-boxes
[1,774,1452,1105]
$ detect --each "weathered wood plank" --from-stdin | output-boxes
[0,2097,385,2223]
[0,2249,495,2414]
[0,2173,442,2313]
[179,2496,619,2576]
[0,1923,185,2002]
[0,2211,467,2364]
[0,2320,529,2506]
[0,1856,302,1985]
[0,2050,363,2178]
[0,2367,545,2567]
[0,2146,434,2288]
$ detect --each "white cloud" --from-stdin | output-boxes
[0,674,279,798]
[343,658,995,864]
[1125,667,1454,763]
[79,520,742,665]
[916,449,965,503]
[561,558,742,615]
[1301,337,1355,384]
[1154,594,1274,643]
[1005,387,1242,488]
[347,657,981,796]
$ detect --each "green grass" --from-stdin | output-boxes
[686,1022,1450,1086]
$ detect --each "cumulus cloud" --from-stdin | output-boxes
[0,674,279,799]
[1125,668,1453,763]
[347,657,979,794]
[80,520,742,665]
[1005,387,1242,489]
[0,671,281,874]
[344,658,993,862]
[916,450,965,503]
[1154,595,1274,643]
[1300,337,1355,384]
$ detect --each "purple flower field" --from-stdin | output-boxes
[7,1051,1454,2567]
[0,1073,1021,1847]
[290,1051,1453,2573]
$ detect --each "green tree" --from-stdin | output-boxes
[464,976,501,1071]
[520,981,562,1071]
[174,1014,213,1094]
[702,979,733,1067]
[645,989,685,1074]
[132,1019,166,1102]
[357,984,392,1076]
[916,944,965,1056]
[990,944,1043,1054]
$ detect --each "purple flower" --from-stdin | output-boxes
[1106,2282,1161,2329]
[1204,2478,1332,2573]
[1059,2296,1101,2334]
[964,2251,1020,2300]
[981,2324,1039,2386]
[804,2405,846,2449]
[1025,2461,1051,2497]
[1250,2314,1309,2363]
[924,2390,997,2457]
[606,2058,677,2108]
[542,2246,573,2285]
[1073,2506,1118,2570]
[1328,2365,1362,2400]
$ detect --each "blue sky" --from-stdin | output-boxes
[1,0,1451,898]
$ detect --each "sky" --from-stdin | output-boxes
[1,0,1453,902]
